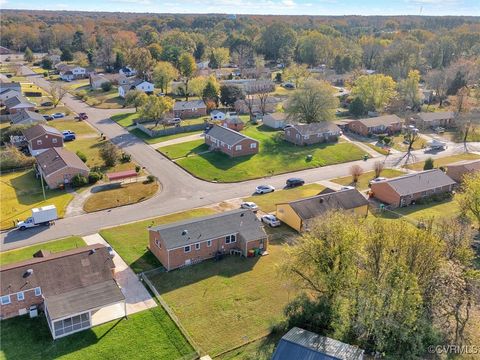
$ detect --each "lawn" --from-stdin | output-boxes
[111,112,140,127]
[174,124,366,182]
[0,170,74,230]
[83,181,159,213]
[244,183,325,213]
[365,143,390,156]
[131,128,204,145]
[146,238,299,356]
[158,139,208,159]
[390,134,428,152]
[47,119,98,137]
[330,169,406,190]
[0,236,86,266]
[99,208,217,273]
[405,153,480,171]
[0,305,195,360]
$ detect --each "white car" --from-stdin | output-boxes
[255,185,275,194]
[240,202,259,212]
[261,214,281,227]
[369,177,387,185]
[341,186,355,190]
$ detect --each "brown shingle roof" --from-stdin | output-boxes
[289,122,341,136]
[356,115,403,128]
[22,124,62,141]
[36,148,89,176]
[416,111,455,122]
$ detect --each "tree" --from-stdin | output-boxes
[285,80,338,124]
[24,47,34,62]
[194,41,205,61]
[114,51,125,71]
[101,81,112,92]
[73,51,89,67]
[458,171,480,230]
[399,127,421,165]
[374,160,384,178]
[178,53,197,101]
[455,112,480,151]
[352,74,397,112]
[282,64,310,89]
[202,77,220,106]
[350,164,364,184]
[128,47,154,80]
[139,96,174,127]
[125,90,148,112]
[41,57,53,70]
[424,157,434,170]
[398,70,421,110]
[99,142,121,167]
[220,84,244,107]
[348,97,366,117]
[152,61,178,94]
[147,43,163,61]
[60,48,73,62]
[297,31,332,67]
[260,23,297,61]
[188,76,208,98]
[208,47,229,69]
[49,83,68,108]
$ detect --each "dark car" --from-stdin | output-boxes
[41,101,54,107]
[75,112,88,120]
[286,178,305,188]
[43,115,54,121]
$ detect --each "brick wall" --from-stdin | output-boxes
[205,136,259,158]
[29,134,64,151]
[0,287,43,319]
[44,167,89,189]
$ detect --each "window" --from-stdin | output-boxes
[155,239,161,248]
[36,140,42,145]
[250,143,257,149]
[207,240,212,247]
[1,295,11,305]
[296,134,301,139]
[52,138,58,143]
[235,145,242,151]
[227,145,232,150]
[184,245,191,253]
[17,292,24,301]
[195,243,200,250]
[225,234,236,244]
[34,287,41,296]
[304,135,310,140]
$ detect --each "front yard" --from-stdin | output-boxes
[330,169,406,190]
[405,153,480,171]
[74,85,124,109]
[158,139,208,159]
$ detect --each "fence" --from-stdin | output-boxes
[135,122,207,138]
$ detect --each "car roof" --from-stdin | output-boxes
[288,177,303,181]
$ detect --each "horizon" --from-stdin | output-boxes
[3,0,480,16]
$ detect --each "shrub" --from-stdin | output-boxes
[76,151,87,163]
[71,174,88,187]
[101,81,112,92]
[0,146,35,171]
[43,72,48,77]
[88,171,103,184]
[135,165,141,173]
[146,175,156,183]
[424,157,434,170]
[120,152,131,163]
[99,142,120,167]
[76,90,87,99]
[382,136,391,145]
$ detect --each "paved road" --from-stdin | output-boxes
[2,66,479,250]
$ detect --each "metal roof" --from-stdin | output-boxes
[206,124,257,146]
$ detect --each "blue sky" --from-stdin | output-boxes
[2,0,479,16]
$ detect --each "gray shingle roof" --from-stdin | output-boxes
[10,109,46,125]
[4,95,34,109]
[0,81,21,93]
[173,100,207,111]
[357,114,403,128]
[22,124,62,141]
[36,148,89,176]
[206,124,257,146]
[290,122,341,136]
[447,159,480,171]
[272,327,364,360]
[376,169,456,196]
[416,111,455,122]
[150,209,266,250]
[281,189,368,221]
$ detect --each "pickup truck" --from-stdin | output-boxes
[16,205,58,230]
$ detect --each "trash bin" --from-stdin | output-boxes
[306,154,313,161]
[254,248,261,256]
[363,154,368,161]
[248,249,255,257]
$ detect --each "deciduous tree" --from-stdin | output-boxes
[49,83,68,108]
[178,53,197,101]
[139,96,174,127]
[352,74,397,112]
[152,61,178,94]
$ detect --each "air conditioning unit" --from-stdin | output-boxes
[29,305,38,318]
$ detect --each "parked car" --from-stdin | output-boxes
[62,130,75,135]
[369,177,387,185]
[282,82,295,89]
[341,186,355,190]
[63,131,76,141]
[52,113,65,118]
[434,126,445,134]
[75,112,88,120]
[240,202,259,212]
[165,117,181,125]
[255,185,275,194]
[43,115,54,121]
[286,178,305,188]
[261,214,281,227]
[107,246,115,258]
[41,101,54,107]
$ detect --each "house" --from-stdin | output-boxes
[210,110,226,121]
[0,81,21,94]
[263,112,287,129]
[221,113,244,131]
[89,73,111,90]
[4,96,35,114]
[272,327,364,360]
[56,64,86,81]
[276,188,369,232]
[10,109,46,125]
[118,78,154,98]
[234,97,281,115]
[446,159,480,182]
[119,66,136,77]
[22,124,64,156]
[346,115,403,136]
[0,89,21,105]
[284,122,342,146]
[370,169,456,208]
[35,148,90,189]
[148,209,267,271]
[173,100,207,118]
[205,124,259,157]
[0,244,126,339]
[413,111,455,129]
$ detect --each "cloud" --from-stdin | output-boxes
[109,0,152,4]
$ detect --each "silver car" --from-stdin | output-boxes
[261,214,281,227]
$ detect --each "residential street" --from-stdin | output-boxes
[1,66,479,251]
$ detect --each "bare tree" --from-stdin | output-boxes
[455,111,480,152]
[396,126,420,166]
[242,81,274,119]
[49,83,68,108]
[350,164,364,185]
[426,69,448,107]
[373,161,384,178]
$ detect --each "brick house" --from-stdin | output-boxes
[4,95,35,114]
[284,122,342,146]
[446,159,480,182]
[0,244,125,339]
[412,111,455,129]
[11,109,46,126]
[346,115,403,136]
[22,124,64,156]
[205,124,259,158]
[173,100,207,118]
[148,209,268,271]
[35,148,90,189]
[220,113,244,131]
[370,169,456,208]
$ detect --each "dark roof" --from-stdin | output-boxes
[174,100,207,111]
[45,280,124,320]
[22,124,62,141]
[263,113,287,122]
[0,88,20,97]
[356,115,403,128]
[4,95,34,109]
[0,81,21,92]
[279,189,368,221]
[10,109,46,125]
[206,124,257,146]
[36,148,89,176]
[416,111,455,122]
[150,209,266,250]
[374,169,456,196]
[447,159,480,171]
[272,327,364,360]
[290,122,341,136]
[0,244,116,298]
[225,116,244,125]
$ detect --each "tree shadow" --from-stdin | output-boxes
[198,151,255,171]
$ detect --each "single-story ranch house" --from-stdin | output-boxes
[22,124,63,156]
[118,79,154,98]
[370,169,456,207]
[346,115,403,136]
[11,109,46,126]
[0,89,21,105]
[284,122,342,146]
[205,124,259,157]
[446,159,480,182]
[0,244,126,339]
[412,111,455,129]
[148,209,268,271]
[276,188,369,232]
[210,110,226,120]
[4,95,35,114]
[173,100,207,118]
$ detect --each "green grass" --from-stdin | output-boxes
[158,140,208,159]
[47,119,98,137]
[330,169,406,190]
[147,237,300,356]
[0,237,86,266]
[365,143,390,155]
[174,124,366,182]
[244,183,325,213]
[111,112,140,127]
[131,128,204,145]
[405,153,480,171]
[0,170,74,230]
[390,134,428,152]
[0,305,194,360]
[99,208,217,273]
